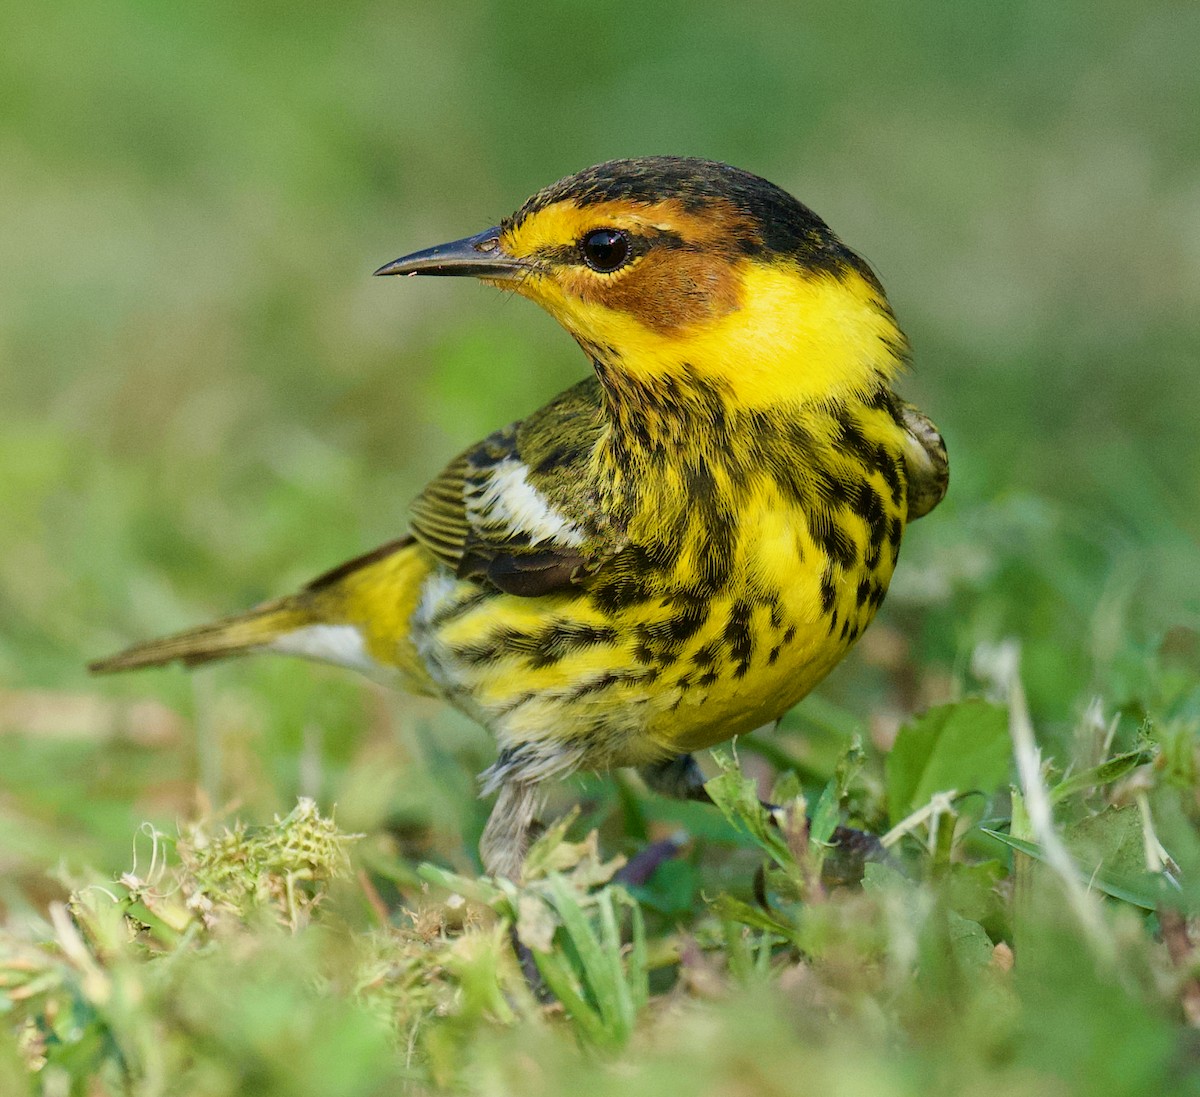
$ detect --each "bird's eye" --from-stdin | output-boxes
[580,229,631,273]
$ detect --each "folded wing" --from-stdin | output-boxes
[409,377,618,596]
[896,401,949,520]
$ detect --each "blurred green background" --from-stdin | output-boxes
[1,0,1198,900]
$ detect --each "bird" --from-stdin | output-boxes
[90,157,948,882]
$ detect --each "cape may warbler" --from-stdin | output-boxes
[92,157,948,880]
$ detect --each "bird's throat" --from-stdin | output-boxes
[577,263,905,422]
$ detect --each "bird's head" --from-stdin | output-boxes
[377,157,905,409]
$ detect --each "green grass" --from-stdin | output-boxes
[2,1,1200,1093]
[5,701,1200,1094]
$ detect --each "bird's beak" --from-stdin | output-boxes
[373,226,526,280]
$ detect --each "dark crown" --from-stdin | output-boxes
[508,156,873,280]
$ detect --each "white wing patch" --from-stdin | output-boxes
[466,457,585,547]
[269,624,378,673]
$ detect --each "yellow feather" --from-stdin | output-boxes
[525,263,904,408]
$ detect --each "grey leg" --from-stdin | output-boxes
[480,779,544,882]
[638,753,712,804]
[640,753,887,887]
[618,754,709,887]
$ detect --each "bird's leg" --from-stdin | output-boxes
[480,778,545,882]
[479,779,555,999]
[638,752,887,886]
[637,753,713,804]
[612,754,712,886]
[822,824,891,886]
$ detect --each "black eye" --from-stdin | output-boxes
[580,229,630,273]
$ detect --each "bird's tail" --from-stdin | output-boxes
[88,536,435,689]
[88,597,315,674]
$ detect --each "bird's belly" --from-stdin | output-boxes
[409,528,897,781]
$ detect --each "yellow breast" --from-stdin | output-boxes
[400,458,904,771]
[331,391,911,787]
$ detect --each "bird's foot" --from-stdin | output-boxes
[822,824,890,888]
[614,834,689,887]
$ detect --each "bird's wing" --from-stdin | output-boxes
[409,376,616,596]
[896,401,948,520]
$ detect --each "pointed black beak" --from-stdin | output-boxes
[373,226,525,279]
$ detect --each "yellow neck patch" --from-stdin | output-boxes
[523,259,906,410]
